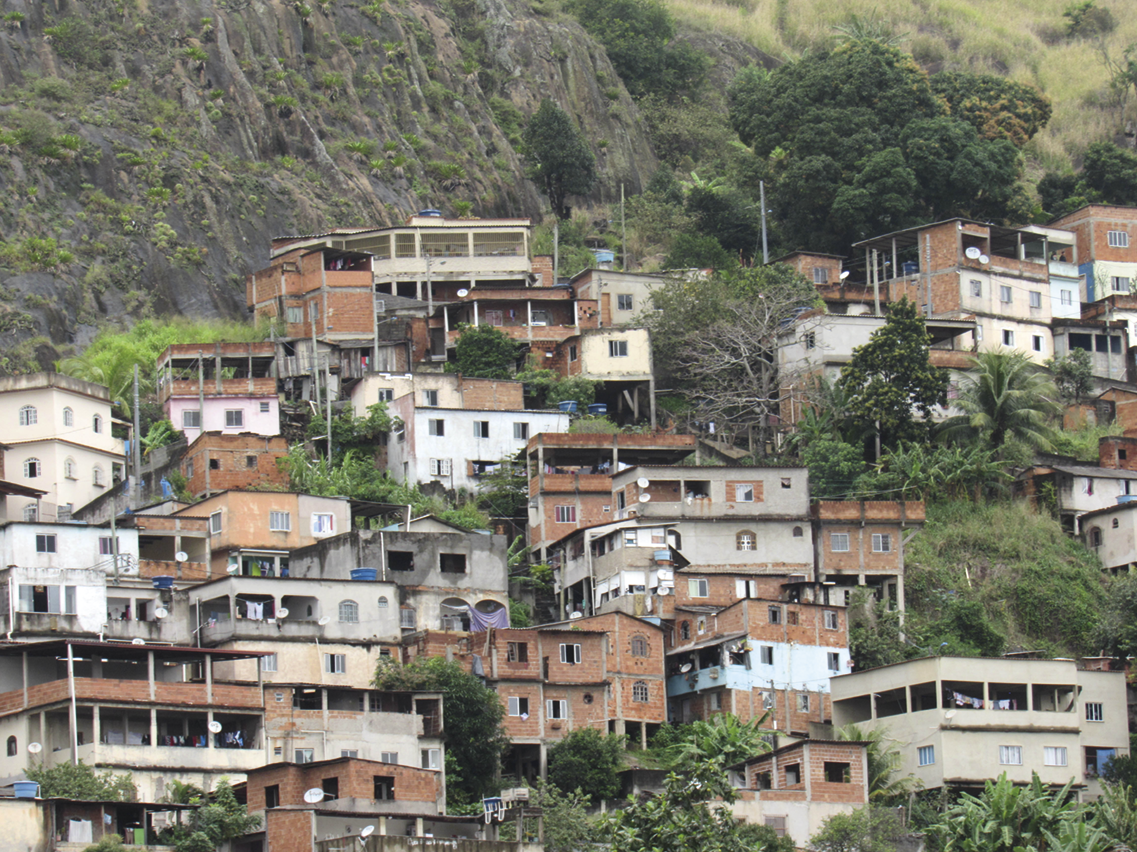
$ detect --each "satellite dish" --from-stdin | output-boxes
[27,742,42,754]
[227,563,239,575]
[276,608,289,619]
[839,270,850,280]
[680,663,693,673]
[944,709,957,721]
[979,254,990,264]
[569,611,583,619]
[155,607,168,619]
[457,288,469,297]
[131,638,145,645]
[318,615,332,626]
[360,826,376,839]
[637,477,650,488]
[175,551,188,563]
[657,586,669,596]
[965,246,981,260]
[303,787,325,804]
[208,720,223,733]
[638,493,651,503]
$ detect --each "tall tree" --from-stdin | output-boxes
[937,351,1060,452]
[838,298,949,453]
[452,323,522,379]
[522,100,597,220]
[547,728,626,803]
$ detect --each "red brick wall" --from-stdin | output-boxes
[532,255,554,286]
[184,435,290,496]
[805,741,868,803]
[266,809,314,852]
[1100,436,1137,470]
[458,378,524,410]
[249,759,440,811]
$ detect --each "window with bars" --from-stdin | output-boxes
[1108,230,1130,248]
[872,533,892,553]
[555,505,577,523]
[338,600,359,623]
[632,681,649,702]
[918,746,935,766]
[831,533,850,552]
[1086,702,1104,722]
[269,512,291,532]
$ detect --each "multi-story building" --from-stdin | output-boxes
[181,432,291,498]
[1049,204,1137,304]
[567,268,666,327]
[0,373,126,524]
[1016,456,1136,533]
[156,343,279,442]
[831,655,1129,798]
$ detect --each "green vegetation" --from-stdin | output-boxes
[373,657,508,810]
[547,728,626,803]
[451,324,523,379]
[28,760,136,801]
[521,99,597,220]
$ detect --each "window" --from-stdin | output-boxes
[513,422,529,440]
[1029,290,1042,308]
[918,745,935,766]
[1108,230,1130,248]
[246,454,258,469]
[680,621,690,641]
[182,409,203,429]
[555,505,577,524]
[286,305,303,323]
[259,401,271,413]
[429,458,452,477]
[828,652,841,672]
[781,477,792,489]
[339,600,358,623]
[1003,329,1015,347]
[1000,285,1012,303]
[35,534,57,553]
[1045,746,1068,766]
[18,405,36,426]
[697,615,708,634]
[1032,335,1043,352]
[424,389,439,407]
[62,407,73,427]
[609,340,629,357]
[760,645,774,665]
[560,643,582,665]
[812,266,829,284]
[765,816,786,837]
[631,635,649,657]
[735,484,754,502]
[1089,527,1103,547]
[210,511,222,534]
[400,608,416,629]
[569,345,578,362]
[376,388,394,402]
[312,513,335,534]
[1086,702,1104,722]
[23,458,41,478]
[688,578,709,598]
[768,605,782,625]
[374,775,395,800]
[473,421,490,438]
[872,533,892,553]
[824,610,838,630]
[269,511,291,532]
[309,301,319,321]
[92,414,102,433]
[325,653,346,674]
[508,696,530,717]
[295,749,314,764]
[440,552,467,573]
[261,654,278,673]
[23,504,37,522]
[98,537,119,555]
[617,294,634,311]
[1061,289,1073,305]
[971,279,982,297]
[804,331,816,349]
[379,752,399,765]
[999,745,1023,765]
[265,785,280,807]
[428,418,445,436]
[737,531,756,551]
[831,533,850,552]
[222,409,244,429]
[787,610,799,626]
[633,681,649,702]
[547,699,568,719]
[507,642,529,663]
[824,762,851,783]
[1113,276,1131,293]
[422,748,441,770]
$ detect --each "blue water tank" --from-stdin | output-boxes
[351,568,378,581]
[588,403,607,415]
[418,209,443,217]
[152,576,174,590]
[558,400,578,413]
[902,261,920,276]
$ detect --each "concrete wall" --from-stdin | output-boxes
[578,328,653,379]
[0,798,49,852]
[0,523,139,574]
[169,395,280,442]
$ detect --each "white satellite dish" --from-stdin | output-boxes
[965,246,981,260]
[27,742,42,754]
[318,615,332,626]
[979,254,990,264]
[657,586,670,596]
[131,638,145,645]
[638,493,651,503]
[680,662,693,673]
[569,611,583,619]
[175,551,189,563]
[226,563,239,575]
[637,477,650,488]
[839,270,850,280]
[303,787,325,804]
[457,288,469,297]
[208,720,223,733]
[155,607,168,619]
[276,608,289,619]
[360,826,376,839]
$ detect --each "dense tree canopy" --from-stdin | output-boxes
[728,42,1033,252]
[522,100,597,220]
[547,728,625,803]
[452,323,523,379]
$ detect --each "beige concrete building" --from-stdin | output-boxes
[831,656,1129,798]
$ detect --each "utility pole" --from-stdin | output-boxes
[621,183,628,271]
[132,365,141,507]
[759,180,769,265]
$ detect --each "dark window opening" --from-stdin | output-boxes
[246,455,258,469]
[292,688,321,710]
[824,762,851,783]
[784,764,801,785]
[374,775,395,800]
[265,785,280,808]
[755,771,772,790]
[388,551,414,572]
[209,458,220,470]
[440,553,467,573]
[322,777,339,800]
[1069,333,1093,352]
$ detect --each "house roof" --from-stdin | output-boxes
[666,631,749,656]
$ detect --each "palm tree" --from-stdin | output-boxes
[836,723,916,801]
[666,712,774,770]
[937,351,1060,452]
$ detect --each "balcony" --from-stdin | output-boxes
[7,678,263,712]
[667,664,749,696]
[159,376,277,403]
[530,472,612,496]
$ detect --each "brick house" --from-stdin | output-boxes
[182,432,290,498]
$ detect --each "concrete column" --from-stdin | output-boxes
[41,711,49,751]
[148,652,156,701]
[538,742,548,780]
[21,652,27,709]
[206,710,215,749]
[149,708,158,750]
[378,817,387,836]
[204,655,213,704]
[414,817,424,837]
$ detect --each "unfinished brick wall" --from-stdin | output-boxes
[250,758,441,811]
[457,378,524,410]
[266,808,314,852]
[1100,436,1137,470]
[184,434,289,496]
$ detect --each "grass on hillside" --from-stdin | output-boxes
[904,500,1107,656]
[664,0,1137,169]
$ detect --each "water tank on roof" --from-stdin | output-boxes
[902,261,920,276]
[418,209,443,217]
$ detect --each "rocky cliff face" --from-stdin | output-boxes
[0,0,761,369]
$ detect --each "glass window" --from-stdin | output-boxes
[225,410,244,428]
[1044,746,1067,766]
[812,267,828,284]
[23,458,41,478]
[325,653,346,673]
[608,340,629,357]
[269,511,291,532]
[1061,290,1073,305]
[312,513,335,534]
[92,414,102,433]
[1086,702,1104,722]
[546,699,568,719]
[424,390,439,407]
[688,578,709,598]
[1003,329,1015,347]
[1000,285,1012,303]
[261,654,278,673]
[35,534,57,553]
[872,533,891,553]
[183,410,202,429]
[428,419,445,436]
[796,694,810,712]
[63,407,73,427]
[1029,291,1042,308]
[1108,230,1130,248]
[295,748,314,763]
[999,745,1023,765]
[473,421,490,438]
[429,458,452,477]
[631,635,649,656]
[421,748,441,769]
[632,681,649,702]
[209,511,222,534]
[617,294,634,310]
[378,596,389,609]
[23,504,37,522]
[828,652,840,672]
[768,606,782,625]
[970,279,982,297]
[824,610,838,630]
[507,696,530,716]
[555,505,577,523]
[559,643,581,664]
[831,533,850,552]
[18,405,36,426]
[338,601,359,623]
[918,745,935,766]
[513,422,529,440]
[1032,335,1043,352]
[93,465,105,486]
[735,484,754,502]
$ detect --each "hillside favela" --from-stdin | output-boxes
[7,1,1137,851]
